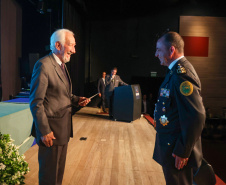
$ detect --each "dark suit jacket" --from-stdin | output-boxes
[105,74,128,97]
[97,78,106,95]
[153,57,205,168]
[29,53,80,145]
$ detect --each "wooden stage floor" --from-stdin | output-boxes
[24,107,165,185]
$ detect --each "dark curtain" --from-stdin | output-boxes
[63,0,86,96]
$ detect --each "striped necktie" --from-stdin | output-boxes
[61,63,70,84]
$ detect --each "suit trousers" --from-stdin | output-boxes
[162,164,193,185]
[100,93,106,111]
[38,143,68,185]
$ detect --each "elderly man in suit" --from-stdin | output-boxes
[105,67,128,118]
[97,71,107,112]
[29,29,90,185]
[153,31,205,185]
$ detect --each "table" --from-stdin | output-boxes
[0,102,34,154]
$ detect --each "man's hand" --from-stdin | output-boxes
[41,131,56,147]
[172,153,188,170]
[98,93,101,97]
[111,75,115,81]
[78,97,91,106]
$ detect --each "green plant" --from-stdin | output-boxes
[0,133,30,185]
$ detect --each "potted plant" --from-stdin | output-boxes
[0,133,30,185]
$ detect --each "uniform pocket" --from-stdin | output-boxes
[156,133,178,166]
[158,133,177,146]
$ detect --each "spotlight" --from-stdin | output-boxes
[37,0,45,14]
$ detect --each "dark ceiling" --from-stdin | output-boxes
[67,0,226,20]
[18,0,226,21]
[70,0,191,20]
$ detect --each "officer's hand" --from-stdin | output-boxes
[172,153,188,170]
[41,131,56,147]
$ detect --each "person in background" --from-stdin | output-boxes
[97,71,107,113]
[30,29,90,185]
[148,93,155,117]
[205,107,213,119]
[105,67,128,118]
[153,31,205,185]
[141,94,150,115]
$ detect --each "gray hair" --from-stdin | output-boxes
[50,29,74,52]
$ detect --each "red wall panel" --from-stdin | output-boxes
[182,36,209,57]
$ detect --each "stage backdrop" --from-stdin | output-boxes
[179,16,226,116]
[63,0,86,97]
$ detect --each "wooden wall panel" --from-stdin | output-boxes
[180,16,226,116]
[1,0,22,100]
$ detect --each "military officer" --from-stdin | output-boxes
[153,31,205,185]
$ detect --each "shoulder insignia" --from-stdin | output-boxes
[180,81,193,96]
[177,64,186,74]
